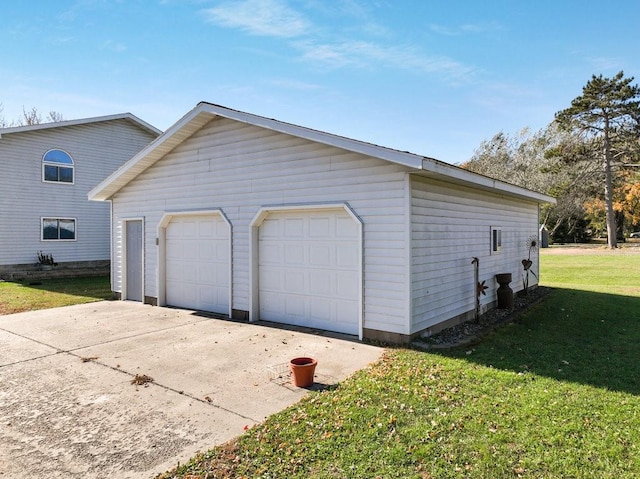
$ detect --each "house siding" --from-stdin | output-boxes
[410,175,540,333]
[111,117,412,335]
[0,120,157,266]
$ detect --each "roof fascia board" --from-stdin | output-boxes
[420,158,556,204]
[0,113,161,137]
[88,106,212,201]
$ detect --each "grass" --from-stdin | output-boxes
[540,252,640,296]
[0,276,113,315]
[158,249,640,479]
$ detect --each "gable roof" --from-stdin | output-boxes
[0,113,161,138]
[88,102,555,204]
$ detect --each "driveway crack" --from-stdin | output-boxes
[67,351,260,423]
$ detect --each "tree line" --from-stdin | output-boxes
[462,71,640,249]
[0,104,64,127]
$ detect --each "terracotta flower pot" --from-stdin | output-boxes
[290,357,317,388]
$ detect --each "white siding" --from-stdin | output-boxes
[0,120,157,265]
[111,118,411,335]
[410,176,540,333]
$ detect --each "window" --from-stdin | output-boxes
[491,226,502,254]
[43,149,74,183]
[42,218,76,241]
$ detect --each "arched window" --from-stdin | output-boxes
[43,149,74,183]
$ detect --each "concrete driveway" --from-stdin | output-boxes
[0,301,383,478]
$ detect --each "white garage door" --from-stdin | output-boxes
[165,214,229,314]
[258,209,361,335]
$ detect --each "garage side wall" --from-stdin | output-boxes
[110,117,412,336]
[410,176,540,335]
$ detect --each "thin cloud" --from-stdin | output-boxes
[202,0,310,38]
[269,78,323,91]
[201,1,474,80]
[296,40,475,80]
[586,56,623,72]
[429,22,502,36]
[103,39,127,52]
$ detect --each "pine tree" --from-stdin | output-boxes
[555,71,640,248]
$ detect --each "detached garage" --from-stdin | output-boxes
[89,103,554,343]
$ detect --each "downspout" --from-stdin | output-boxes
[108,199,114,294]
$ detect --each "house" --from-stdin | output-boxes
[0,114,160,278]
[89,103,555,343]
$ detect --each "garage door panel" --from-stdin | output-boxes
[258,209,360,336]
[260,218,280,237]
[336,216,359,238]
[285,244,305,265]
[198,242,213,258]
[309,299,331,321]
[337,245,359,267]
[180,220,197,238]
[215,242,229,261]
[165,215,229,314]
[260,291,281,316]
[336,271,359,297]
[284,271,305,293]
[284,295,305,317]
[309,217,330,237]
[199,219,215,237]
[260,244,281,264]
[309,270,332,295]
[336,301,359,325]
[309,245,331,266]
[166,280,196,304]
[284,218,304,237]
[198,267,215,284]
[215,267,228,284]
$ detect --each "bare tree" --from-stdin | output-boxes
[21,106,43,126]
[47,111,64,123]
[0,103,6,128]
[0,104,65,127]
[462,124,602,242]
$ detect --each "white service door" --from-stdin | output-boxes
[258,209,360,335]
[165,215,229,314]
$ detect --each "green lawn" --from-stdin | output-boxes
[159,249,640,479]
[540,252,640,296]
[0,276,113,315]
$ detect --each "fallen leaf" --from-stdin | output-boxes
[130,374,154,386]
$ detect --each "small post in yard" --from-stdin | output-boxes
[472,257,488,321]
[471,257,479,321]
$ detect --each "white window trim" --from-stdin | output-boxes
[41,217,77,242]
[42,149,75,185]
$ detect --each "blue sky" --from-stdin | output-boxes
[1,1,638,164]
